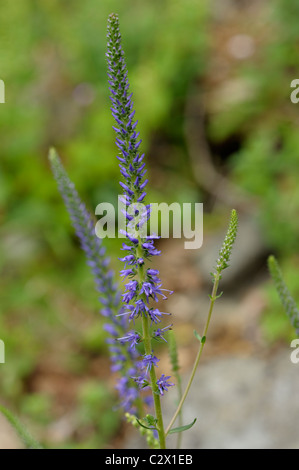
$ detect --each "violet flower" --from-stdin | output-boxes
[156,375,174,396]
[142,354,160,374]
[117,331,141,350]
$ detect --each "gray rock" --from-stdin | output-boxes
[124,349,299,449]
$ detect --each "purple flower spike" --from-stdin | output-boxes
[107,14,174,411]
[49,149,143,414]
[107,14,149,209]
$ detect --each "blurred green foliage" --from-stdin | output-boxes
[75,381,121,449]
[208,0,299,254]
[204,0,299,339]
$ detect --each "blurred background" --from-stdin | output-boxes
[1,0,299,448]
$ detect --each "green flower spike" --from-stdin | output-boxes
[215,209,238,276]
[268,255,299,335]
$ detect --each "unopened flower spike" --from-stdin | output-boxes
[214,209,238,278]
[268,255,299,335]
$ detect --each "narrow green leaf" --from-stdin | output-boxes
[168,418,197,435]
[0,404,43,449]
[194,331,206,344]
[193,330,202,342]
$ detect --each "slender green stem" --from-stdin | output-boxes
[137,244,166,449]
[165,273,220,436]
[141,313,166,448]
[168,330,183,448]
[175,372,183,449]
[0,404,43,449]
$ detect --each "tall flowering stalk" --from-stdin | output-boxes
[268,255,299,335]
[106,13,173,448]
[49,148,143,414]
